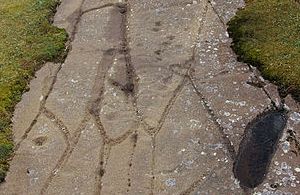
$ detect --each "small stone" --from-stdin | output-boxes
[281,141,290,153]
[165,178,176,187]
[224,112,230,117]
[276,171,281,175]
[71,79,78,83]
[281,162,288,170]
[295,168,300,172]
[290,112,300,124]
[291,175,296,180]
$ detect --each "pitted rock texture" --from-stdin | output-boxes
[1,0,299,194]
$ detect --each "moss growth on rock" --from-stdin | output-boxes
[228,0,300,100]
[0,0,67,182]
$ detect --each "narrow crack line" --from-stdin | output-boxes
[40,113,90,195]
[81,3,115,15]
[148,5,210,193]
[151,74,189,136]
[81,5,144,193]
[103,2,138,100]
[42,107,71,144]
[146,3,209,137]
[207,0,283,109]
[40,140,70,194]
[169,68,189,78]
[15,63,62,151]
[94,143,111,195]
[111,127,137,146]
[119,1,139,109]
[170,64,232,84]
[109,79,129,94]
[14,0,87,151]
[139,63,190,137]
[208,0,281,110]
[71,113,91,146]
[94,142,106,195]
[87,47,118,144]
[179,169,215,195]
[158,147,211,175]
[13,0,124,193]
[207,0,227,28]
[140,120,153,133]
[108,1,147,138]
[15,112,40,151]
[262,86,279,108]
[126,131,138,193]
[150,136,156,195]
[69,0,87,42]
[90,103,139,146]
[247,66,281,109]
[112,2,145,134]
[190,2,209,60]
[188,75,236,161]
[146,1,201,10]
[90,110,137,146]
[39,1,95,193]
[91,114,111,143]
[129,61,224,85]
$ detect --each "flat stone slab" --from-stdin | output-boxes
[0,114,67,194]
[154,84,242,194]
[45,120,102,194]
[1,0,299,194]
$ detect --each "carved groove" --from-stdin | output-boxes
[188,76,237,160]
[126,131,138,193]
[207,0,226,26]
[40,114,90,194]
[149,3,210,193]
[207,0,281,109]
[15,64,61,151]
[94,143,111,195]
[150,136,156,195]
[82,3,115,15]
[42,108,71,144]
[180,170,214,195]
[7,0,282,194]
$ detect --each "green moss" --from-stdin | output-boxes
[0,128,13,182]
[228,0,300,100]
[0,0,67,181]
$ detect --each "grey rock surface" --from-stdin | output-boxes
[1,0,299,194]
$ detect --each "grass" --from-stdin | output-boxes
[0,0,67,182]
[228,0,300,100]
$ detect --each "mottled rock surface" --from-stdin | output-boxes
[0,0,299,194]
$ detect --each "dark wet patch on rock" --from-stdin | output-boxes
[234,109,288,189]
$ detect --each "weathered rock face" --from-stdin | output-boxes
[0,0,299,194]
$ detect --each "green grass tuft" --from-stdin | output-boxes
[228,0,300,100]
[0,0,67,182]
